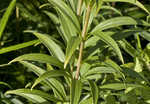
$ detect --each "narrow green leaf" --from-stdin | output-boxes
[92,31,124,64]
[25,31,65,62]
[20,61,67,101]
[71,79,82,104]
[103,0,150,14]
[5,89,61,103]
[48,0,80,31]
[0,81,12,89]
[100,83,144,90]
[0,0,16,39]
[118,39,138,57]
[101,5,122,15]
[91,17,137,33]
[0,40,40,54]
[32,70,70,89]
[140,31,150,41]
[84,67,117,77]
[64,36,81,68]
[88,80,99,104]
[9,53,63,68]
[19,61,45,76]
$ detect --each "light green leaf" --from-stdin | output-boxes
[0,40,40,54]
[25,31,65,62]
[140,31,150,41]
[88,80,99,104]
[84,67,117,77]
[48,0,80,31]
[100,83,144,90]
[64,36,81,68]
[103,0,150,14]
[92,31,124,64]
[91,17,137,33]
[32,70,70,89]
[0,0,16,39]
[79,97,93,104]
[9,53,63,68]
[118,39,138,57]
[5,89,61,103]
[19,61,45,76]
[71,79,82,104]
[101,5,122,15]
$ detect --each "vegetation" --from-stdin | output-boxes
[0,0,150,103]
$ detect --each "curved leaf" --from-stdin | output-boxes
[48,0,80,31]
[5,89,61,103]
[32,70,70,89]
[0,0,16,39]
[25,31,65,62]
[0,81,12,89]
[103,0,150,14]
[92,31,124,64]
[91,17,137,33]
[9,53,63,68]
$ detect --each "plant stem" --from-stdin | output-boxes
[77,0,83,16]
[75,4,91,80]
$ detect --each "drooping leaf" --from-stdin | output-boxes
[25,31,65,62]
[118,39,138,57]
[9,53,63,68]
[0,81,12,89]
[88,80,99,104]
[15,61,67,100]
[103,0,150,14]
[32,70,70,89]
[84,67,117,78]
[101,5,122,15]
[0,40,40,54]
[48,0,80,31]
[92,31,124,64]
[71,79,82,104]
[5,89,61,103]
[64,36,81,68]
[91,17,137,32]
[0,0,16,39]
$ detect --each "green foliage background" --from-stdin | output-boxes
[0,0,150,104]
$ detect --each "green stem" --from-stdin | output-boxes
[75,4,91,80]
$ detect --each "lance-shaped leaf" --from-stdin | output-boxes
[100,83,144,90]
[5,89,62,103]
[31,70,71,89]
[88,80,99,104]
[0,81,12,89]
[64,36,81,68]
[91,31,124,64]
[103,0,150,14]
[25,31,65,62]
[19,61,67,101]
[0,0,16,39]
[9,53,63,68]
[71,79,82,104]
[48,0,80,32]
[0,40,40,54]
[91,17,137,33]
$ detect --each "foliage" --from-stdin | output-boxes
[0,0,150,104]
